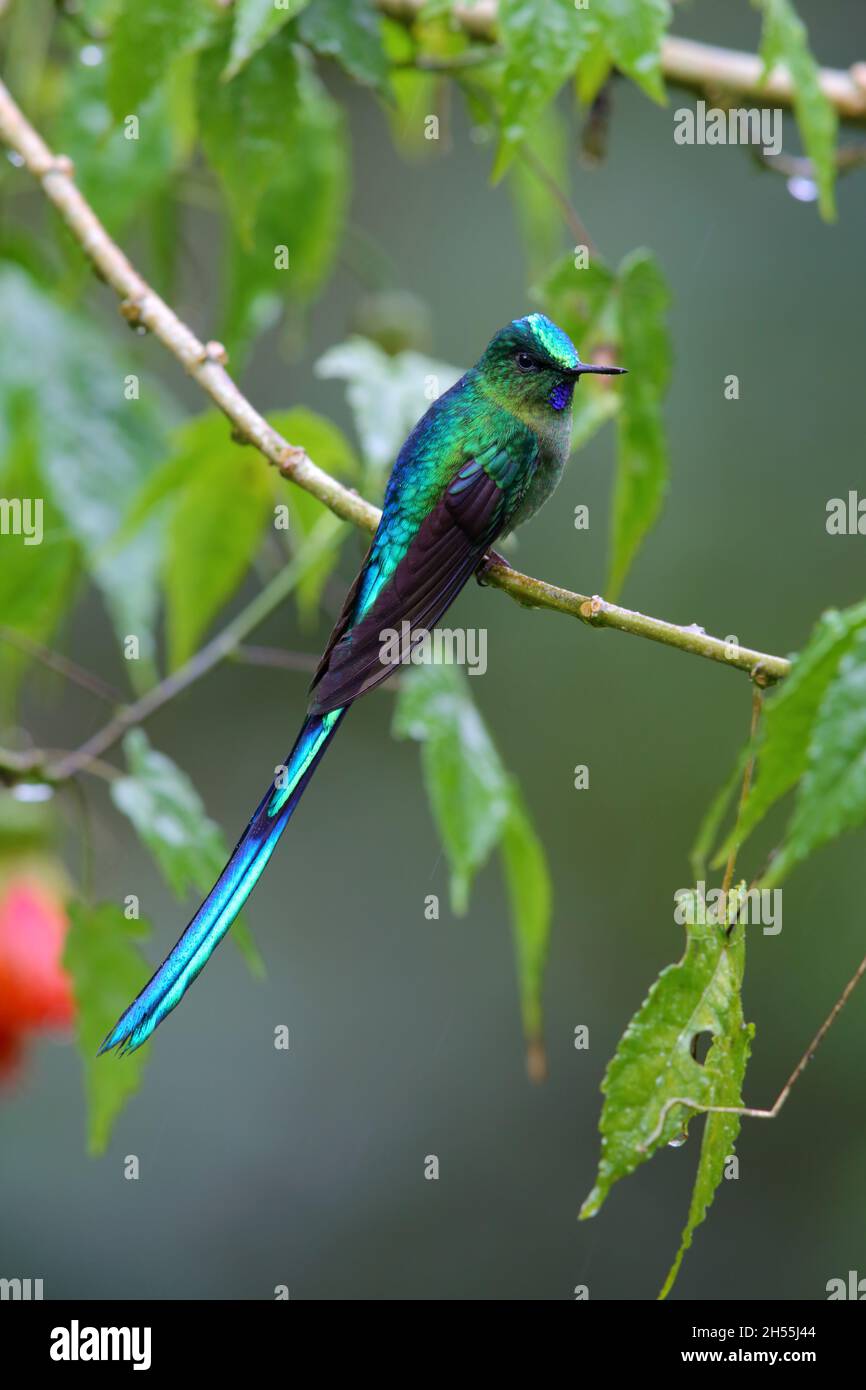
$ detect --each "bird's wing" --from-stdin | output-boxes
[308,442,533,715]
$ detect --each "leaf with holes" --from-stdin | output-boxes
[581,904,752,1221]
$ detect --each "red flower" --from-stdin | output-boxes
[0,875,73,1078]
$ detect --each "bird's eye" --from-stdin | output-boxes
[515,351,536,373]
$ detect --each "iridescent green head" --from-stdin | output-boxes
[478,313,625,415]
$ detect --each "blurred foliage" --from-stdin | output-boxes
[0,0,855,1298]
[394,662,551,1050]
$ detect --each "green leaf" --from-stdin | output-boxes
[506,106,570,282]
[54,56,185,240]
[494,0,670,175]
[757,0,837,221]
[160,413,274,668]
[501,798,551,1046]
[690,746,750,883]
[581,906,753,1223]
[597,0,671,105]
[764,626,866,886]
[64,902,153,1154]
[536,252,618,351]
[494,0,596,179]
[608,248,671,598]
[659,989,752,1298]
[715,602,866,864]
[316,337,461,485]
[110,730,265,977]
[267,408,359,624]
[575,28,613,106]
[0,391,79,713]
[199,28,305,247]
[221,58,348,364]
[226,0,310,80]
[394,665,510,914]
[107,0,215,119]
[298,0,390,93]
[394,664,552,1049]
[0,267,174,686]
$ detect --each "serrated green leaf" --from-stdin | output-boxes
[536,252,618,351]
[198,28,303,247]
[575,28,613,106]
[0,391,79,714]
[110,730,265,977]
[151,412,274,668]
[226,0,310,80]
[394,664,511,913]
[659,1003,752,1298]
[715,602,866,864]
[507,106,569,282]
[581,911,752,1221]
[316,337,461,485]
[298,0,390,93]
[608,248,671,598]
[757,0,837,221]
[54,57,183,240]
[597,0,671,105]
[494,0,597,179]
[64,902,153,1154]
[221,59,348,364]
[764,626,866,886]
[107,0,215,120]
[394,664,552,1048]
[0,267,174,686]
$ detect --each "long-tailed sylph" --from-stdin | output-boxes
[100,313,626,1054]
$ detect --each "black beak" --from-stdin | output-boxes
[570,361,627,377]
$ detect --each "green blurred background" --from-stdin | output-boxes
[3,1,866,1300]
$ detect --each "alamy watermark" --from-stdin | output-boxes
[379,622,487,676]
[0,496,43,545]
[674,100,782,157]
[675,880,782,935]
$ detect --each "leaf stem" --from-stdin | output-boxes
[721,687,763,897]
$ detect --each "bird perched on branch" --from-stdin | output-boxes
[100,313,626,1054]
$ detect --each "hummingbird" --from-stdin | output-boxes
[100,313,625,1054]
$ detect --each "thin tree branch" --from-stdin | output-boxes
[0,78,791,687]
[0,626,124,704]
[378,1,866,121]
[47,536,331,783]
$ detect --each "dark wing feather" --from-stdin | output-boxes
[308,463,508,716]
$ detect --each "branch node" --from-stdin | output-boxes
[35,153,75,179]
[750,660,776,689]
[202,339,229,366]
[277,444,307,475]
[119,296,146,330]
[580,595,607,623]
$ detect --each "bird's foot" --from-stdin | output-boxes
[476,549,511,586]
